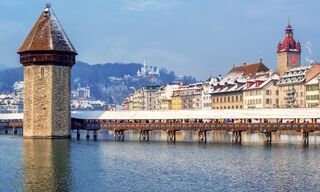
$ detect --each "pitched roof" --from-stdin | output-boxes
[228,62,269,76]
[17,5,77,54]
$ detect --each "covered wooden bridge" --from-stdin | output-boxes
[71,109,320,144]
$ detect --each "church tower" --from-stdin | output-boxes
[17,4,77,138]
[277,23,301,76]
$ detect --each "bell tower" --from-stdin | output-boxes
[17,4,77,138]
[277,23,301,76]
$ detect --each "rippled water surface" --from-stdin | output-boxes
[1,132,320,192]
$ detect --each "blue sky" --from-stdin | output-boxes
[0,0,320,79]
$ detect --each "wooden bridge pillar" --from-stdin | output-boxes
[76,129,80,140]
[264,132,272,144]
[198,130,207,143]
[139,130,150,142]
[232,131,242,144]
[115,130,125,141]
[93,130,98,140]
[167,130,176,142]
[86,130,90,140]
[302,131,309,147]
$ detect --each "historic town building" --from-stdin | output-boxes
[211,61,269,110]
[155,84,180,110]
[201,77,221,110]
[305,75,320,108]
[277,23,301,76]
[278,66,310,108]
[243,72,279,109]
[17,4,77,138]
[130,86,160,111]
[171,83,202,110]
[305,63,320,108]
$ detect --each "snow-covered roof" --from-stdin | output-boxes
[243,72,279,90]
[2,109,320,121]
[71,108,320,120]
[278,65,310,85]
[306,75,320,85]
[17,4,77,54]
[0,113,23,120]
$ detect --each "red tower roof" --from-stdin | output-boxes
[277,24,301,53]
[17,4,77,54]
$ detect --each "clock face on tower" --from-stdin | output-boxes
[289,54,299,65]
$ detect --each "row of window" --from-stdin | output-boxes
[212,105,243,109]
[306,85,319,91]
[306,95,319,100]
[212,95,243,103]
[243,89,278,96]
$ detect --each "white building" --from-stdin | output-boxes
[0,96,23,113]
[155,84,180,110]
[201,77,221,109]
[137,60,160,78]
[243,72,279,109]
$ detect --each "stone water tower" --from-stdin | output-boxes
[17,4,77,138]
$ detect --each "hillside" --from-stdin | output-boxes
[0,61,196,104]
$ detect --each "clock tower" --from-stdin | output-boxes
[277,23,301,76]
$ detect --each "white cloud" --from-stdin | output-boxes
[305,41,313,55]
[305,57,314,64]
[123,0,179,12]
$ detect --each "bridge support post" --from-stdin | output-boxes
[264,132,272,144]
[86,130,90,140]
[139,130,150,142]
[93,130,98,141]
[167,130,176,142]
[13,127,17,135]
[198,130,207,143]
[4,128,8,134]
[77,129,80,140]
[302,131,309,147]
[115,130,125,141]
[232,131,241,144]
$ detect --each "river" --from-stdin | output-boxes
[1,131,320,191]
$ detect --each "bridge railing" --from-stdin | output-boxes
[98,122,320,132]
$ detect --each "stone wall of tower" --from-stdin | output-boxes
[51,65,71,137]
[277,52,288,76]
[23,64,71,138]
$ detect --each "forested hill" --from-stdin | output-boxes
[0,61,196,104]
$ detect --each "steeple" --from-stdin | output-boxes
[276,20,301,76]
[277,22,301,53]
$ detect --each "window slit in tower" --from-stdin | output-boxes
[41,67,44,77]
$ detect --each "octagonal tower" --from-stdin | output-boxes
[17,4,77,138]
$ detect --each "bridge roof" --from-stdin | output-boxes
[0,113,23,120]
[71,109,320,120]
[1,109,320,121]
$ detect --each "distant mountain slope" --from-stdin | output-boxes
[0,61,196,104]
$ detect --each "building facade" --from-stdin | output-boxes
[155,84,180,110]
[211,61,269,110]
[305,75,320,108]
[243,72,279,109]
[278,66,310,108]
[305,63,320,108]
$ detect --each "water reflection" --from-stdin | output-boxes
[22,139,71,192]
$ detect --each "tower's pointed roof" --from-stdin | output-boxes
[277,23,301,53]
[17,4,77,54]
